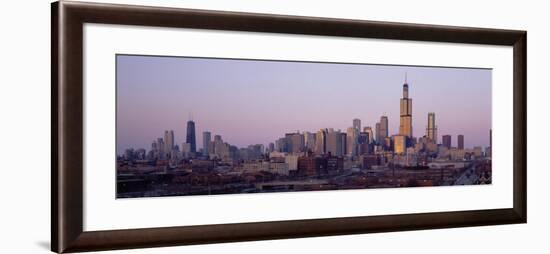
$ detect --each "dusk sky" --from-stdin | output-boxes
[116,55,491,154]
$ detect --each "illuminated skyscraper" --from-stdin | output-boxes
[304,131,316,151]
[399,75,413,138]
[202,131,211,156]
[458,134,464,150]
[186,120,196,153]
[164,130,174,157]
[363,126,374,144]
[315,129,327,155]
[353,118,361,131]
[426,112,437,143]
[393,135,406,154]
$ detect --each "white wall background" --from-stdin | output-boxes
[0,0,546,253]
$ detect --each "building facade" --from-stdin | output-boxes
[346,127,359,156]
[399,77,413,138]
[326,130,344,156]
[164,130,174,158]
[426,112,437,143]
[379,115,389,142]
[202,131,211,156]
[186,120,196,153]
[353,118,361,131]
[315,129,327,155]
[363,126,374,144]
[458,134,464,150]
[304,131,316,151]
[442,135,452,149]
[393,135,406,154]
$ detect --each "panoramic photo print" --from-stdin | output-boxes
[116,55,492,198]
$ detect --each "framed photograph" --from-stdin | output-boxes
[52,1,526,253]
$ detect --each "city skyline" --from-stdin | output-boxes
[116,55,491,154]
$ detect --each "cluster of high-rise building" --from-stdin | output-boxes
[123,119,198,162]
[263,76,490,163]
[121,75,491,171]
[117,75,493,198]
[123,118,268,164]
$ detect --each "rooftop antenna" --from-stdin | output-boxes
[405,72,408,84]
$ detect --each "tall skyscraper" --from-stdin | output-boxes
[340,132,347,156]
[151,140,158,159]
[399,75,413,138]
[358,132,370,155]
[426,112,437,143]
[315,129,327,155]
[157,137,165,159]
[276,137,288,152]
[326,129,344,156]
[151,140,158,152]
[346,127,359,156]
[393,135,406,154]
[375,123,381,143]
[186,120,196,153]
[442,135,452,149]
[363,126,374,144]
[212,135,227,159]
[164,130,174,157]
[286,132,304,154]
[458,134,464,150]
[379,115,389,142]
[353,118,361,131]
[202,131,211,156]
[304,131,316,151]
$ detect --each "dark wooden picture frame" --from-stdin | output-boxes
[51,1,527,253]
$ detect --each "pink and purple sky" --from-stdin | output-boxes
[116,55,491,154]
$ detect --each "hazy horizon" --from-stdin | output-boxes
[116,55,491,154]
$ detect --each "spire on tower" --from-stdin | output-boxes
[402,72,409,98]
